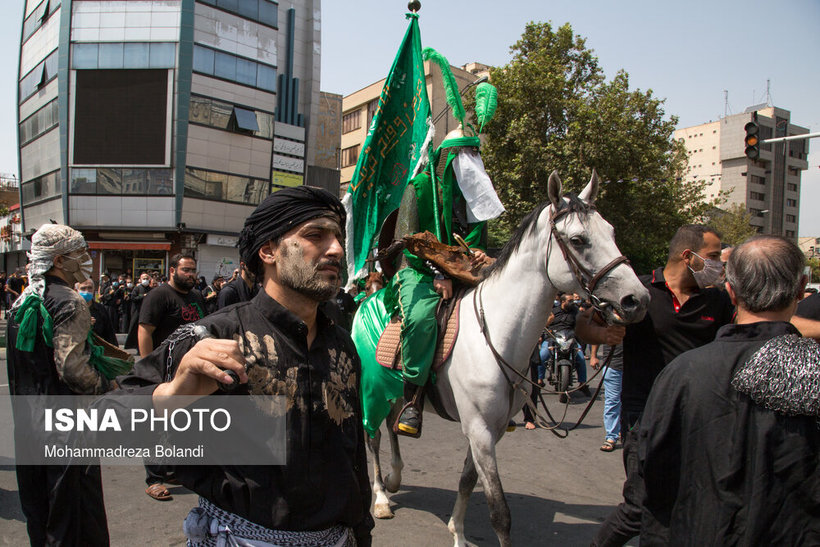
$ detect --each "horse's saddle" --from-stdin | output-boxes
[375,297,461,372]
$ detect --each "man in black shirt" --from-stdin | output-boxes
[639,236,819,544]
[593,224,734,547]
[137,254,205,501]
[124,272,152,349]
[6,268,26,307]
[137,254,205,357]
[118,186,373,545]
[545,293,591,396]
[217,261,258,309]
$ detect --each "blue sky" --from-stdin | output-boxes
[3,0,818,234]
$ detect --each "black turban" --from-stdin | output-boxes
[238,185,346,274]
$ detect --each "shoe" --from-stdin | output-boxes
[506,420,516,432]
[559,393,568,404]
[145,482,172,501]
[580,385,592,397]
[600,439,617,452]
[396,406,420,437]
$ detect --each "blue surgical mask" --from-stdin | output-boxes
[78,291,93,303]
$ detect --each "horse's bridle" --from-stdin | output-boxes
[547,204,630,312]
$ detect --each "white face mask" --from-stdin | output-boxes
[688,251,724,289]
[61,252,93,284]
[141,279,150,287]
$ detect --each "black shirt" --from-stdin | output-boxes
[7,275,25,297]
[796,292,820,321]
[621,267,734,414]
[217,277,259,310]
[550,304,578,334]
[117,290,374,543]
[138,283,205,350]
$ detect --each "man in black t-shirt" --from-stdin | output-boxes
[138,254,205,357]
[137,254,205,501]
[6,269,26,308]
[593,225,734,547]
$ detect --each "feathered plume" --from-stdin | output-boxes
[474,82,497,133]
[422,47,465,125]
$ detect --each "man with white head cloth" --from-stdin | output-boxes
[7,223,113,546]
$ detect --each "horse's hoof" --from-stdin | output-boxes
[384,474,401,493]
[374,503,394,519]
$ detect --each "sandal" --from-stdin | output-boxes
[145,483,173,501]
[600,439,617,452]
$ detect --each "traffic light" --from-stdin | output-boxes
[744,114,760,160]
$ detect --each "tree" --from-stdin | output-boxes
[475,22,713,273]
[706,203,758,246]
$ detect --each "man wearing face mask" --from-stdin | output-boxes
[594,224,734,547]
[6,224,114,545]
[76,278,118,346]
[125,273,153,349]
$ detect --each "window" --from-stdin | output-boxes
[786,198,797,207]
[189,95,274,139]
[341,145,359,167]
[21,170,61,205]
[367,98,378,128]
[184,167,271,205]
[342,111,360,134]
[749,191,765,201]
[787,183,797,192]
[786,214,796,223]
[19,99,58,146]
[71,42,176,69]
[19,49,58,103]
[786,230,795,238]
[231,107,260,132]
[73,69,168,165]
[197,0,278,28]
[193,45,277,93]
[749,175,766,186]
[70,168,172,195]
[22,0,59,43]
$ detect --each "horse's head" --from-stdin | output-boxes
[545,170,649,325]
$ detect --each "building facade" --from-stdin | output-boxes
[674,106,810,237]
[340,60,490,194]
[17,0,326,280]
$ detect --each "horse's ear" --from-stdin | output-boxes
[547,170,563,209]
[579,169,600,205]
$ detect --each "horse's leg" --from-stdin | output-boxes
[383,407,404,493]
[467,428,512,547]
[367,428,394,519]
[447,446,478,547]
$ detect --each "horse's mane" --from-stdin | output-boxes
[483,193,592,280]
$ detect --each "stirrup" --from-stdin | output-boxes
[393,402,422,438]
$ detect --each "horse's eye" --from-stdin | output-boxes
[570,236,587,247]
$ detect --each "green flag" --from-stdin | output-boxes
[343,13,431,282]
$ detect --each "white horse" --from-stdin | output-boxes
[359,170,649,546]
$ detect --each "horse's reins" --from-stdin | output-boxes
[474,200,627,436]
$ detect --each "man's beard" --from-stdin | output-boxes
[173,272,195,291]
[278,243,340,302]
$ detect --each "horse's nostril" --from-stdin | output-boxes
[621,294,639,311]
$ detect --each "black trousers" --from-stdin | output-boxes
[592,411,643,547]
[16,464,109,547]
[521,359,540,423]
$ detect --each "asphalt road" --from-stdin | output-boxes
[0,322,635,546]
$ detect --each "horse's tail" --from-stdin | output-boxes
[351,288,404,437]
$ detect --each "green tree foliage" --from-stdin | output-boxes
[706,203,758,246]
[475,22,712,273]
[807,258,820,284]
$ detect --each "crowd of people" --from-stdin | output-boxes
[5,203,820,545]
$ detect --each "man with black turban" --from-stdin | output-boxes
[117,186,374,546]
